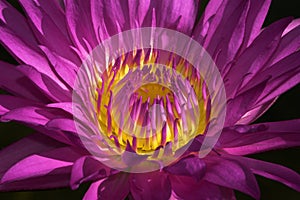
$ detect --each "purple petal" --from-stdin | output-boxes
[164,156,206,181]
[202,0,250,71]
[225,79,268,126]
[170,176,236,200]
[1,106,68,126]
[204,155,260,199]
[70,156,110,190]
[0,145,84,190]
[47,102,73,114]
[17,65,71,102]
[1,148,76,184]
[46,118,77,133]
[225,17,292,98]
[150,0,199,35]
[18,0,80,65]
[236,156,300,192]
[241,51,300,106]
[0,61,49,102]
[268,21,300,65]
[65,0,98,56]
[40,46,77,88]
[220,120,300,155]
[0,26,68,91]
[0,134,65,177]
[236,98,277,124]
[130,171,171,200]
[83,180,103,200]
[98,173,129,200]
[0,95,38,116]
[242,0,272,47]
[0,0,38,49]
[0,166,71,191]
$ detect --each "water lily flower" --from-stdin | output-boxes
[0,0,300,199]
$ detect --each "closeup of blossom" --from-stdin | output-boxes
[0,0,300,199]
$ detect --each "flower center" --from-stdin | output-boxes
[94,49,208,154]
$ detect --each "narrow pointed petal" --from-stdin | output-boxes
[70,156,110,190]
[83,180,103,200]
[1,147,81,184]
[0,61,49,102]
[18,0,79,65]
[204,155,260,199]
[0,134,65,178]
[0,95,38,115]
[220,120,300,155]
[225,18,292,98]
[236,156,300,192]
[65,0,98,56]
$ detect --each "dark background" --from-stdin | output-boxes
[0,0,299,199]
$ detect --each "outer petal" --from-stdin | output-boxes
[0,166,71,191]
[0,25,68,91]
[18,0,80,65]
[194,0,271,71]
[83,179,103,200]
[17,65,71,102]
[0,134,64,178]
[236,156,300,192]
[164,156,206,181]
[70,156,111,190]
[170,176,235,200]
[98,173,129,200]
[204,155,260,199]
[1,147,81,184]
[0,61,49,103]
[130,171,171,200]
[240,51,300,106]
[220,120,300,155]
[65,0,98,56]
[0,95,39,116]
[225,18,292,98]
[0,0,38,49]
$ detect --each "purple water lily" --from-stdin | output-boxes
[0,0,300,200]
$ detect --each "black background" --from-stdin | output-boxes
[0,0,299,199]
